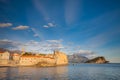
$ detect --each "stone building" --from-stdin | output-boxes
[19,56,39,66]
[19,51,68,66]
[0,49,68,66]
[0,51,10,60]
[54,50,68,65]
[0,51,10,64]
[12,53,20,61]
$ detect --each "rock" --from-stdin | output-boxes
[85,56,109,64]
[67,54,88,63]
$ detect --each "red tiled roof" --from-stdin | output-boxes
[0,51,5,53]
[20,55,54,59]
[0,51,6,54]
[21,55,40,58]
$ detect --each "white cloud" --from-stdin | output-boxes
[31,28,43,40]
[48,23,54,27]
[34,34,39,37]
[0,39,22,49]
[0,23,12,28]
[43,25,49,28]
[46,39,63,43]
[43,23,55,28]
[0,39,97,57]
[77,50,94,54]
[31,28,36,32]
[25,40,39,46]
[0,39,12,43]
[22,39,64,53]
[0,39,64,53]
[12,25,29,30]
[74,50,96,59]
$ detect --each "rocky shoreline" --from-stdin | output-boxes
[85,56,109,64]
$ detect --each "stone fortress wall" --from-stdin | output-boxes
[0,50,68,66]
[19,50,68,66]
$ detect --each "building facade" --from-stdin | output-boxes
[0,51,10,64]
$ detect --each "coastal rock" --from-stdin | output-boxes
[67,54,88,63]
[85,56,109,64]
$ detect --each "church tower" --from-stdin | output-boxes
[21,47,25,56]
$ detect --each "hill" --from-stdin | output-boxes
[85,56,109,63]
[67,54,88,63]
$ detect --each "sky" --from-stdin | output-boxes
[0,0,120,63]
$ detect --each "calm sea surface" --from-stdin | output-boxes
[0,63,120,80]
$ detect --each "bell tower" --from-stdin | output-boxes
[21,47,25,56]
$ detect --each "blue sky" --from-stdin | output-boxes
[0,0,120,63]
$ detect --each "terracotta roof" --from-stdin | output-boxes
[20,55,54,59]
[0,51,5,53]
[21,55,41,58]
[0,51,7,54]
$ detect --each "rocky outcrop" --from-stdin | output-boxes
[67,54,88,63]
[85,56,109,64]
[54,51,68,65]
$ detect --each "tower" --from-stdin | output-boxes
[21,47,25,56]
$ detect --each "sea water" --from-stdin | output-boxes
[0,63,120,80]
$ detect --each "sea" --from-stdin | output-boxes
[0,63,120,80]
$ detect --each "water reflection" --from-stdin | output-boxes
[0,64,120,80]
[0,67,8,79]
[0,66,68,80]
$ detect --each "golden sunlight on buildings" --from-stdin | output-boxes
[0,50,68,67]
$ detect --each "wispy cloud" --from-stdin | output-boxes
[46,39,63,43]
[65,0,81,25]
[34,33,39,37]
[0,39,21,49]
[31,28,43,40]
[43,22,55,28]
[0,23,12,28]
[0,39,63,52]
[74,50,96,59]
[12,25,29,30]
[77,10,120,49]
[48,23,55,27]
[0,39,97,58]
[19,39,64,53]
[32,0,49,21]
[84,25,120,49]
[31,28,39,38]
[43,25,49,28]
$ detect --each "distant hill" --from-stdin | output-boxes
[67,53,109,64]
[85,56,109,64]
[0,48,21,54]
[67,54,88,63]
